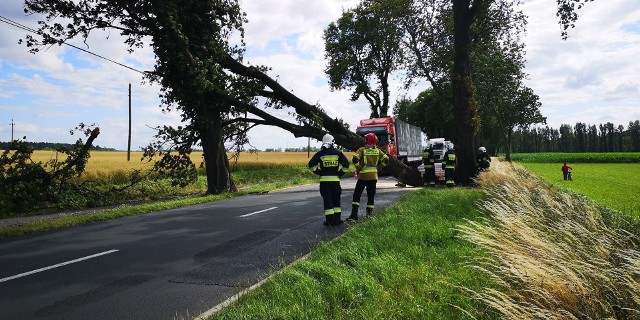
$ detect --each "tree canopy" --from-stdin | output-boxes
[20,0,596,188]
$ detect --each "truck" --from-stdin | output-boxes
[355,117,423,167]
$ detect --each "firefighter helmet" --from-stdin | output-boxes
[322,133,334,145]
[479,146,486,153]
[364,133,378,146]
[448,142,455,150]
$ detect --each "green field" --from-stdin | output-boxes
[518,162,640,218]
[509,152,640,163]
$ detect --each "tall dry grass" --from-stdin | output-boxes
[459,160,640,319]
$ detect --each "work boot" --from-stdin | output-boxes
[366,207,374,218]
[332,212,344,226]
[324,214,333,226]
[346,205,359,223]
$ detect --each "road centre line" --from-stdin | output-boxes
[0,249,119,283]
[239,207,278,218]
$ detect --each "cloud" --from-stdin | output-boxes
[1,0,639,151]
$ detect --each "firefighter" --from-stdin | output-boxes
[476,146,491,173]
[422,143,436,187]
[346,133,389,222]
[308,133,351,226]
[443,142,456,187]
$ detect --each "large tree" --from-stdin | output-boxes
[20,0,424,189]
[20,0,594,189]
[324,0,408,118]
[400,0,594,184]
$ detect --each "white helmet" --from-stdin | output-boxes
[322,133,334,145]
[479,146,486,153]
[448,142,454,150]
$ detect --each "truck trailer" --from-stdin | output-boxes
[355,117,423,167]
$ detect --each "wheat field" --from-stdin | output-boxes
[29,151,354,175]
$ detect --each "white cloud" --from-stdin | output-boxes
[1,0,639,150]
[521,0,640,128]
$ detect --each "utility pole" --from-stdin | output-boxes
[127,84,132,161]
[10,119,15,141]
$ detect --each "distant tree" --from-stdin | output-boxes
[574,122,587,152]
[559,124,574,152]
[629,120,640,152]
[324,0,408,118]
[393,86,454,139]
[588,124,599,151]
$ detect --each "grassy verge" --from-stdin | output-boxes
[211,188,497,319]
[459,160,640,318]
[0,166,319,239]
[518,163,640,219]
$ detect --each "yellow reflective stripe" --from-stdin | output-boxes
[320,155,339,167]
[352,202,360,206]
[324,209,334,216]
[363,148,379,156]
[320,176,340,181]
[333,208,342,213]
[360,166,377,173]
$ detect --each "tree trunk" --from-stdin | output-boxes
[219,54,423,186]
[505,130,513,162]
[452,0,479,185]
[200,108,237,194]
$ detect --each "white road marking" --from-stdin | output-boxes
[0,249,119,283]
[239,207,278,218]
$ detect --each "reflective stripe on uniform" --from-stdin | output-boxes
[320,155,340,168]
[359,166,378,173]
[320,175,340,182]
[324,209,334,216]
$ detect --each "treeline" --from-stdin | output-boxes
[262,147,323,152]
[0,141,116,151]
[511,120,640,153]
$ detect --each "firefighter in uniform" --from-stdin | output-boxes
[346,133,389,222]
[443,142,456,187]
[308,134,351,226]
[422,143,436,187]
[476,146,491,173]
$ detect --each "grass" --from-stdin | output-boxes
[0,166,319,239]
[517,163,640,219]
[458,160,640,319]
[211,188,497,319]
[509,152,640,163]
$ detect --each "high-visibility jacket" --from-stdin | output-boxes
[476,152,491,169]
[422,148,435,168]
[443,150,456,169]
[308,146,351,182]
[352,146,389,181]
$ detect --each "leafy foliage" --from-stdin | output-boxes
[324,0,409,118]
[0,124,101,217]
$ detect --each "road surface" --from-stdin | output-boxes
[0,176,415,320]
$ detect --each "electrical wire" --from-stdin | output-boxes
[0,15,147,75]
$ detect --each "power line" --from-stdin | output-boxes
[0,15,147,75]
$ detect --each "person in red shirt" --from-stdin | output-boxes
[561,163,573,181]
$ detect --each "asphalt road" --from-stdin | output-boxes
[0,176,415,320]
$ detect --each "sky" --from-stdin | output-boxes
[1,0,639,151]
